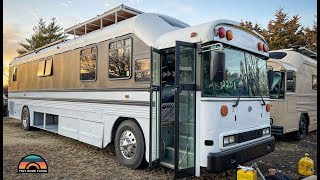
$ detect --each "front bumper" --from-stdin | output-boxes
[207,136,275,173]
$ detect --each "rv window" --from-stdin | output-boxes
[38,57,53,77]
[269,52,287,59]
[108,38,132,79]
[44,58,53,76]
[38,60,46,76]
[312,75,317,90]
[80,46,97,81]
[13,67,17,81]
[135,58,150,82]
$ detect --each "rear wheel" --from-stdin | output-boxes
[21,107,31,131]
[294,115,307,141]
[114,120,145,169]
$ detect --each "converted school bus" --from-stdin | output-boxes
[8,4,275,178]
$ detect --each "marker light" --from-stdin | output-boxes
[266,103,271,112]
[220,105,228,117]
[218,27,226,38]
[226,30,233,41]
[190,32,198,37]
[263,44,268,52]
[258,42,263,51]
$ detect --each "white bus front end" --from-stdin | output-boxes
[197,24,275,173]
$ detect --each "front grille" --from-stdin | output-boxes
[237,129,263,143]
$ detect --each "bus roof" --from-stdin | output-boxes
[268,48,317,71]
[10,5,268,66]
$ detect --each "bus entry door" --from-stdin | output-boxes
[174,41,197,178]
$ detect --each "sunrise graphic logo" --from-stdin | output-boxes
[18,154,48,173]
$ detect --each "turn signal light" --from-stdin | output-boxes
[226,30,233,41]
[221,105,228,117]
[218,27,226,38]
[266,104,271,112]
[258,42,263,51]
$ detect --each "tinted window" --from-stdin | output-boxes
[80,47,97,81]
[13,67,17,81]
[269,52,287,59]
[312,75,317,90]
[135,58,150,82]
[108,38,131,79]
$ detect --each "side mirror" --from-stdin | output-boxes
[267,68,274,90]
[286,71,295,92]
[210,51,225,81]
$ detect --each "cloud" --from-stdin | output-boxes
[165,0,193,13]
[3,22,25,65]
[26,8,41,20]
[60,0,72,8]
[128,0,142,5]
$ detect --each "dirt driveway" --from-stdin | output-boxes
[3,117,317,180]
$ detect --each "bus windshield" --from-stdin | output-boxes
[269,71,285,99]
[202,47,269,97]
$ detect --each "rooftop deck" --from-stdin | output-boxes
[64,4,143,37]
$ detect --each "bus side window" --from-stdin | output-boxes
[80,46,97,81]
[108,38,132,79]
[13,67,17,81]
[38,57,53,77]
[312,75,317,90]
[135,58,150,82]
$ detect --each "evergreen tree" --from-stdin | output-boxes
[240,20,264,34]
[264,8,305,50]
[303,17,317,52]
[17,17,66,55]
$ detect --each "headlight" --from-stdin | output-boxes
[223,135,236,146]
[263,127,270,135]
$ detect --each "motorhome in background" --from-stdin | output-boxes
[8,4,275,178]
[267,47,317,140]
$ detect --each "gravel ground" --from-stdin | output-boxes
[3,117,317,180]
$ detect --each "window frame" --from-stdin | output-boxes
[80,45,98,82]
[134,58,151,83]
[44,58,53,76]
[201,46,269,98]
[12,67,17,82]
[108,37,133,80]
[312,75,317,90]
[37,57,53,77]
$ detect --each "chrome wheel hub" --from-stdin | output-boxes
[22,111,28,128]
[119,130,137,159]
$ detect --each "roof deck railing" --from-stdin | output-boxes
[64,4,143,38]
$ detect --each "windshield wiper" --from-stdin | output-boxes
[233,78,244,107]
[233,88,243,107]
[250,78,266,106]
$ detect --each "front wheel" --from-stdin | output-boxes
[114,120,145,169]
[293,115,307,141]
[21,107,31,131]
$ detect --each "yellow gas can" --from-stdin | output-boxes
[298,153,314,176]
[237,169,257,180]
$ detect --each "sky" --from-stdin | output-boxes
[3,0,317,84]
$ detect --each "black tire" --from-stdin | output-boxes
[114,120,145,169]
[293,115,307,141]
[21,107,31,131]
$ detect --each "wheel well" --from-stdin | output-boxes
[111,117,145,145]
[21,106,29,119]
